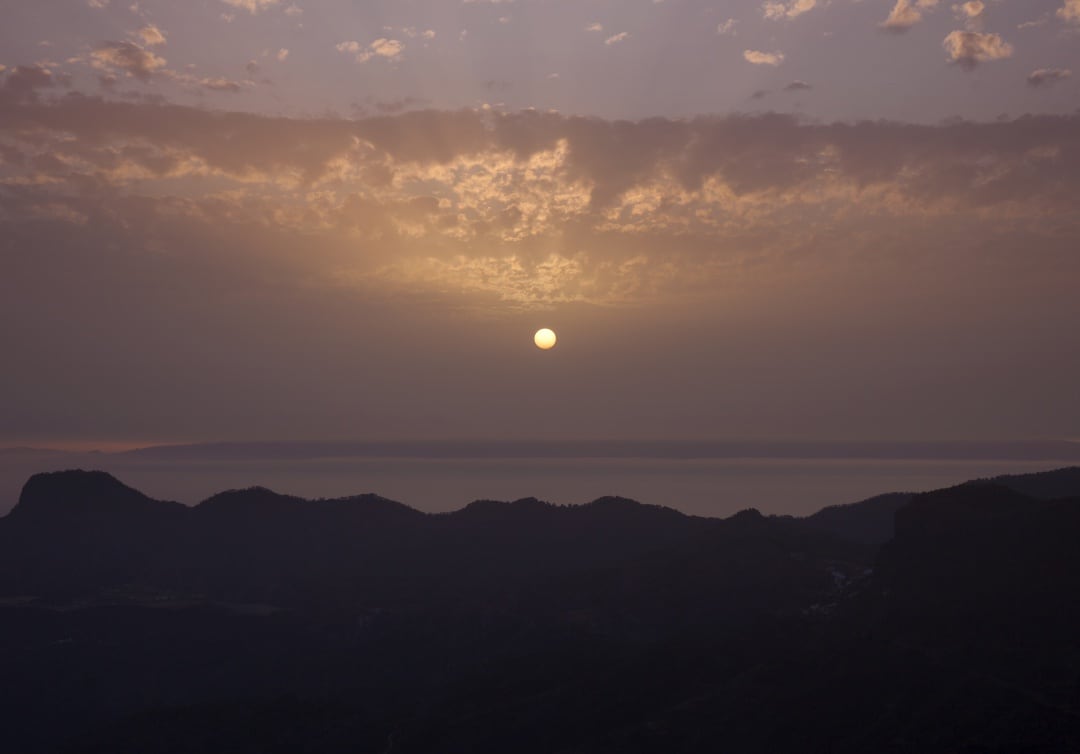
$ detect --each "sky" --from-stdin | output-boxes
[1,0,1079,468]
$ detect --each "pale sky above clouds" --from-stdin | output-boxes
[1,0,1077,121]
[1,0,1079,450]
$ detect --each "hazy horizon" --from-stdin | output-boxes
[3,439,1077,518]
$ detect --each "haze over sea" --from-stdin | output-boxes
[3,440,1078,518]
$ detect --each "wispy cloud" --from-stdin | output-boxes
[393,27,435,40]
[90,40,167,81]
[196,76,244,92]
[1027,68,1071,86]
[221,0,280,13]
[604,32,630,46]
[337,39,405,63]
[1017,17,1048,29]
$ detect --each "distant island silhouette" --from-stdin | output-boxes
[1,467,1079,753]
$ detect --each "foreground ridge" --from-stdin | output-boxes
[0,468,1078,753]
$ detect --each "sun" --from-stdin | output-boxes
[534,328,557,350]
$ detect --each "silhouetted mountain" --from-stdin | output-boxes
[879,482,1080,632]
[801,491,915,545]
[0,471,715,609]
[9,469,185,522]
[963,464,1080,500]
[1,469,1078,753]
[820,481,1080,753]
[0,471,186,599]
[794,465,1080,546]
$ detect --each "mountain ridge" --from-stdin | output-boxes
[7,465,1080,526]
[2,467,1080,752]
[9,469,186,522]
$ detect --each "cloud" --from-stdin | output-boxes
[762,0,817,21]
[952,0,985,30]
[881,0,940,32]
[953,1,984,20]
[90,41,167,81]
[88,0,109,8]
[586,23,603,32]
[1059,0,1080,23]
[743,49,784,66]
[395,27,435,39]
[1027,68,1072,86]
[337,39,405,63]
[604,32,630,45]
[942,30,1013,69]
[276,48,289,62]
[133,25,167,47]
[0,65,56,103]
[717,19,738,35]
[364,39,405,62]
[284,3,302,16]
[784,80,812,91]
[197,77,243,92]
[221,0,280,13]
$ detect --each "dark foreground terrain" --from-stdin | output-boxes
[1,467,1079,753]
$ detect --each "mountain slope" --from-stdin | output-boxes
[797,465,1080,546]
[801,491,914,545]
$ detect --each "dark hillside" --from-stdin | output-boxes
[1,470,1078,753]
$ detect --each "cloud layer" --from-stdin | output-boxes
[1,29,1080,445]
[3,86,1078,313]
